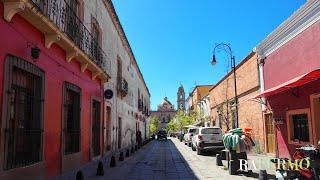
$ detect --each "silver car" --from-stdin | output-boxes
[191,127,224,155]
[184,127,197,147]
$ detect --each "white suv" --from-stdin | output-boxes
[184,127,197,147]
[191,127,224,155]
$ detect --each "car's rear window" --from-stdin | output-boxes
[201,128,221,134]
[189,129,196,133]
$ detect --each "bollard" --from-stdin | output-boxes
[76,170,84,180]
[110,155,116,167]
[259,170,268,180]
[119,152,124,161]
[229,160,237,175]
[126,149,130,157]
[216,154,223,166]
[96,161,104,176]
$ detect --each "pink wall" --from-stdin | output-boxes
[267,80,320,158]
[264,20,320,89]
[0,4,103,177]
[263,20,320,158]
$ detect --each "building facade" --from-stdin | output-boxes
[198,94,211,127]
[209,52,266,153]
[186,85,213,125]
[0,0,150,179]
[255,0,320,158]
[150,97,176,131]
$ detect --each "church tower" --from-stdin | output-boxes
[177,85,185,111]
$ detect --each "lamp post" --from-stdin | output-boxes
[211,43,239,128]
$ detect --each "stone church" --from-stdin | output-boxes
[151,85,186,130]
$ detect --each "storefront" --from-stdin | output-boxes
[255,0,320,158]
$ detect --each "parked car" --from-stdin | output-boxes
[191,127,224,155]
[156,130,167,140]
[184,127,198,147]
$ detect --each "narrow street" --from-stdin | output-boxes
[93,138,268,180]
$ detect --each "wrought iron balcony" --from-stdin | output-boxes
[117,78,128,97]
[3,0,110,82]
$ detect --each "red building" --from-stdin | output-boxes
[256,1,320,158]
[0,0,110,179]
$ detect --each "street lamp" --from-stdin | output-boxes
[211,43,239,128]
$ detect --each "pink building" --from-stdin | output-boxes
[255,1,320,158]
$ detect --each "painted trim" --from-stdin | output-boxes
[286,108,313,146]
[255,0,320,58]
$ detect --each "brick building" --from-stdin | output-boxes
[209,52,266,153]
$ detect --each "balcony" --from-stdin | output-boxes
[3,0,110,83]
[117,78,128,97]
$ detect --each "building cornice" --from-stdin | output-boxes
[255,0,320,59]
[103,0,150,96]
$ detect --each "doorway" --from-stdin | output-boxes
[105,106,111,152]
[311,94,320,145]
[118,117,122,149]
[265,113,275,154]
[91,100,101,158]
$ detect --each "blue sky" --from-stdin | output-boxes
[112,0,306,110]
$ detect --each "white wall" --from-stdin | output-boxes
[83,1,150,151]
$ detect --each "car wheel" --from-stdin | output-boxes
[188,142,191,147]
[197,147,202,155]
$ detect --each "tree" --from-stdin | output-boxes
[174,110,197,131]
[166,119,178,134]
[149,116,159,134]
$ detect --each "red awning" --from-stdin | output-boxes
[255,69,320,98]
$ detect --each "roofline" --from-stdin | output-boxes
[190,85,214,95]
[103,0,150,96]
[254,0,320,59]
[209,51,256,92]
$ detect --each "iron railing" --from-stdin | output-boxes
[30,0,110,74]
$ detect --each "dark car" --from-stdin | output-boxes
[157,130,167,140]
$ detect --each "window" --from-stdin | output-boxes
[201,128,221,134]
[287,109,311,144]
[292,114,309,142]
[230,99,236,129]
[65,0,81,43]
[91,17,102,62]
[3,56,44,169]
[63,82,81,155]
[217,106,224,128]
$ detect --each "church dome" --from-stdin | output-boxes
[158,97,174,111]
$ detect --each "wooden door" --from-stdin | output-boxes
[91,100,101,158]
[265,113,275,154]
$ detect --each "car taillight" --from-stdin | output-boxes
[198,135,203,141]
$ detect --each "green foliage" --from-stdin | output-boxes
[173,110,197,130]
[167,119,179,133]
[149,116,159,134]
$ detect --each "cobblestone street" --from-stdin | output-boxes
[92,138,275,180]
